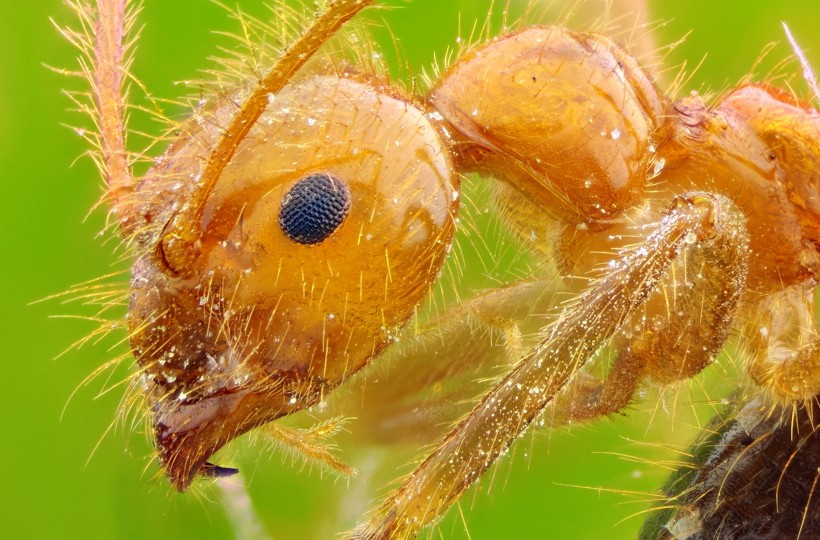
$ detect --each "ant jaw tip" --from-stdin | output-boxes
[154,395,245,491]
[153,388,293,491]
[201,462,240,479]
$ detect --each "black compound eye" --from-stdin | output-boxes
[278,173,351,245]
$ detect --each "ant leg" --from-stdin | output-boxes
[350,193,749,540]
[562,208,751,421]
[332,280,564,446]
[558,350,645,421]
[458,280,566,364]
[760,342,820,400]
[261,418,355,477]
[745,285,820,402]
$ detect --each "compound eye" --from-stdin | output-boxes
[278,172,351,244]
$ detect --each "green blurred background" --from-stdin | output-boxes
[3,1,818,538]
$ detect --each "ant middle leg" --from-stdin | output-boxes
[562,205,750,421]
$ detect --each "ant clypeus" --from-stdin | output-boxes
[59,0,820,538]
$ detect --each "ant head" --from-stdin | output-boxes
[127,70,458,489]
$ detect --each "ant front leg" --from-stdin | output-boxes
[351,193,750,539]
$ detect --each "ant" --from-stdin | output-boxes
[59,0,820,537]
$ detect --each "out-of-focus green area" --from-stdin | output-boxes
[2,1,818,538]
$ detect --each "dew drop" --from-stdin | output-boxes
[652,157,666,177]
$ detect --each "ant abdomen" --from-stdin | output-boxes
[129,70,458,489]
[430,26,668,225]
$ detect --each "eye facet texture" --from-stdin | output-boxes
[279,172,351,244]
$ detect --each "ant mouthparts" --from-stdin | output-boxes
[200,462,240,479]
